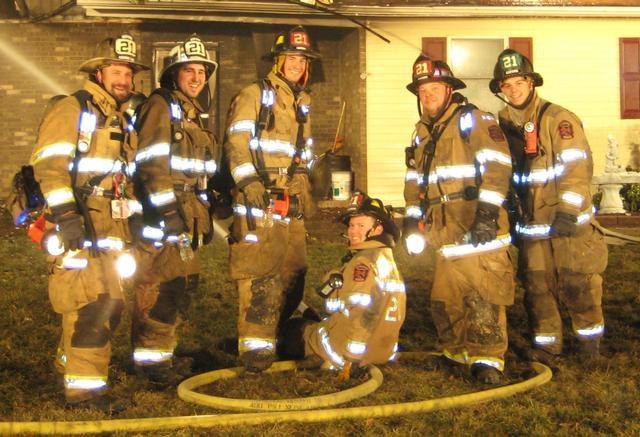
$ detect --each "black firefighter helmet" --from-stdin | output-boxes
[341,191,400,243]
[489,48,543,94]
[406,53,466,96]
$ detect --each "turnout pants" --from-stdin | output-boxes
[132,242,200,368]
[230,217,308,357]
[519,224,607,354]
[430,249,514,371]
[48,250,125,403]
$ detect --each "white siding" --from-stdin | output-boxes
[366,17,640,207]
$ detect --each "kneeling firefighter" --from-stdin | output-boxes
[224,26,319,372]
[31,33,149,410]
[279,192,406,378]
[131,34,219,387]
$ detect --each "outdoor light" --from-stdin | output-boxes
[45,233,65,256]
[405,233,426,255]
[116,252,136,278]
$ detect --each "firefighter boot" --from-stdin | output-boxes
[66,393,128,415]
[526,348,560,366]
[577,338,600,361]
[240,349,275,373]
[136,357,193,390]
[471,363,503,385]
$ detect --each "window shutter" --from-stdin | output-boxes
[509,38,533,62]
[421,38,447,61]
[620,38,640,119]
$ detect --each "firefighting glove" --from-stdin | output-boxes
[468,202,499,247]
[161,209,187,238]
[551,211,578,237]
[56,213,85,252]
[241,180,271,210]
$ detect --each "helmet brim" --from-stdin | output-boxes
[489,72,543,94]
[79,57,150,74]
[406,76,467,96]
[262,49,320,61]
[159,59,218,86]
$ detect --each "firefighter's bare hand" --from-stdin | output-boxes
[551,211,577,237]
[56,213,85,252]
[241,180,270,209]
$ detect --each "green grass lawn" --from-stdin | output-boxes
[0,208,638,436]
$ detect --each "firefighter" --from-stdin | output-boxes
[402,54,515,384]
[279,192,405,377]
[31,33,149,410]
[489,49,608,363]
[224,26,318,372]
[131,34,218,386]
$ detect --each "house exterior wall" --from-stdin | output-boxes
[0,21,362,199]
[366,17,640,206]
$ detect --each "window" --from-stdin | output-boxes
[620,38,640,119]
[421,37,534,116]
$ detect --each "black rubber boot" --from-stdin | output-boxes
[66,393,128,415]
[240,349,276,373]
[471,363,503,385]
[136,357,193,390]
[577,338,601,361]
[526,348,561,366]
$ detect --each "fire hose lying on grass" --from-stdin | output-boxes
[0,353,552,435]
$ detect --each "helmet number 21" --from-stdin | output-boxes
[501,55,519,69]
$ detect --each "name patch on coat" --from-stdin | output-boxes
[353,264,369,282]
[488,125,505,142]
[558,120,574,139]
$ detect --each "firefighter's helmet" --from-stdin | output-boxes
[160,34,218,88]
[264,26,320,60]
[79,33,150,74]
[341,191,400,242]
[489,49,543,94]
[406,54,466,96]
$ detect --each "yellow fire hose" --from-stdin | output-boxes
[0,355,552,435]
[177,360,384,411]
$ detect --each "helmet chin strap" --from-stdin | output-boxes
[495,81,535,110]
[426,86,453,122]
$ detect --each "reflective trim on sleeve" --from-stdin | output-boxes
[250,138,296,157]
[128,199,143,215]
[405,206,423,219]
[133,348,173,364]
[232,162,257,182]
[378,279,406,293]
[478,189,505,206]
[476,149,512,166]
[142,226,164,241]
[233,204,264,218]
[440,234,511,259]
[205,159,217,174]
[170,156,216,174]
[149,190,176,208]
[244,233,258,243]
[347,293,372,307]
[430,164,478,183]
[61,252,89,269]
[405,170,420,182]
[45,187,75,207]
[516,223,552,238]
[346,340,367,356]
[557,148,587,163]
[135,142,171,162]
[32,142,76,164]
[228,119,255,136]
[513,164,564,185]
[75,157,119,173]
[318,326,345,368]
[561,191,584,207]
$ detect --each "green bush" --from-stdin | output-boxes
[620,183,640,212]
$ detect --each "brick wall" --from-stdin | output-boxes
[0,21,364,197]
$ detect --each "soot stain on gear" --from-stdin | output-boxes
[246,275,281,325]
[72,294,121,348]
[465,293,504,345]
[149,276,187,324]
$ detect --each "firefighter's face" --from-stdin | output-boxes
[282,54,308,83]
[418,81,451,118]
[500,76,533,107]
[347,215,382,246]
[177,63,207,98]
[96,63,134,103]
